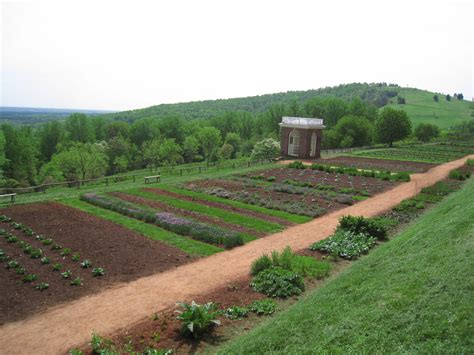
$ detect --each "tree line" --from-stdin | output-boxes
[0,92,447,188]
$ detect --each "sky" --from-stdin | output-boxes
[1,0,473,111]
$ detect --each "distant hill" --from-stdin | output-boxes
[385,88,473,129]
[101,83,400,122]
[0,107,116,126]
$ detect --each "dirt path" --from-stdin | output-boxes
[1,155,472,355]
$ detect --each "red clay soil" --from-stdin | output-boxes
[314,156,438,173]
[144,187,295,227]
[0,155,472,355]
[110,192,265,237]
[0,202,192,325]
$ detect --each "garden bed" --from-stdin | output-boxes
[316,156,437,173]
[0,202,192,324]
[110,192,265,238]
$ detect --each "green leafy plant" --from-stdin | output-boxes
[30,248,44,259]
[52,263,63,271]
[16,266,26,275]
[71,253,81,262]
[449,169,471,180]
[41,256,51,265]
[92,267,105,277]
[36,282,49,291]
[251,254,273,276]
[338,215,388,240]
[223,306,248,320]
[287,161,306,169]
[6,260,19,269]
[42,238,53,246]
[23,274,37,283]
[248,299,277,315]
[51,243,62,251]
[90,332,116,354]
[310,230,376,259]
[6,235,18,243]
[267,176,277,182]
[250,267,305,298]
[61,270,72,279]
[175,301,221,339]
[70,277,83,286]
[80,259,92,268]
[60,248,72,256]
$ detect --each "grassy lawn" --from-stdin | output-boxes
[125,188,283,234]
[219,178,474,353]
[159,186,311,224]
[385,87,473,129]
[61,199,222,256]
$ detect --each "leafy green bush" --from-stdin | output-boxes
[90,332,117,355]
[393,199,425,212]
[338,215,388,240]
[176,301,221,339]
[250,267,305,298]
[70,277,83,286]
[310,230,376,259]
[449,169,471,180]
[467,159,474,166]
[80,259,92,268]
[52,263,62,271]
[92,267,105,277]
[23,274,37,283]
[287,161,306,169]
[248,299,277,315]
[251,254,272,276]
[267,176,276,182]
[35,282,49,291]
[251,247,331,279]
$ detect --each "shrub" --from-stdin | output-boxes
[23,274,37,283]
[338,215,388,240]
[287,161,306,169]
[70,277,83,286]
[175,301,221,339]
[52,263,62,271]
[267,176,276,182]
[90,332,116,354]
[251,254,272,276]
[392,172,410,182]
[449,169,471,180]
[250,267,305,298]
[393,199,425,212]
[467,159,474,166]
[310,230,376,259]
[248,299,277,315]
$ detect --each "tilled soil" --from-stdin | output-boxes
[110,192,265,237]
[0,202,193,324]
[315,156,438,173]
[143,187,295,227]
[245,167,398,194]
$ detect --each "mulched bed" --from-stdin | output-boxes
[245,168,398,195]
[144,188,295,227]
[315,156,438,173]
[110,192,265,237]
[0,202,193,325]
[81,276,266,354]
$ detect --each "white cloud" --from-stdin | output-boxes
[1,0,472,110]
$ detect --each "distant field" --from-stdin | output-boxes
[385,88,473,129]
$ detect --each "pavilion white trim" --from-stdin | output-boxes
[279,116,326,130]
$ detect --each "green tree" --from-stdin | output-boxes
[251,138,280,160]
[376,108,412,146]
[64,113,95,143]
[433,95,439,102]
[0,130,7,183]
[415,123,440,142]
[142,139,161,169]
[197,127,222,164]
[446,94,451,102]
[324,98,347,127]
[130,118,161,147]
[224,132,241,158]
[157,116,185,144]
[106,121,130,140]
[49,143,108,181]
[105,136,132,174]
[333,115,374,147]
[218,143,233,160]
[158,138,183,167]
[38,121,63,162]
[183,136,200,163]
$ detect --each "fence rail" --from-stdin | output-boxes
[0,158,275,196]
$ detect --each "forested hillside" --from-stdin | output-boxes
[0,82,472,190]
[102,83,400,121]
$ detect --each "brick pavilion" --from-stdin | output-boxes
[279,116,325,159]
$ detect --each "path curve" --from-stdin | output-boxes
[1,155,472,355]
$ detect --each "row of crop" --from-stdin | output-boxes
[353,147,472,163]
[80,193,243,249]
[287,161,411,182]
[0,215,105,290]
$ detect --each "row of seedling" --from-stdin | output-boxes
[1,248,49,291]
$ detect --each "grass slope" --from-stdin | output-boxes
[220,178,474,353]
[386,87,473,129]
[61,199,222,256]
